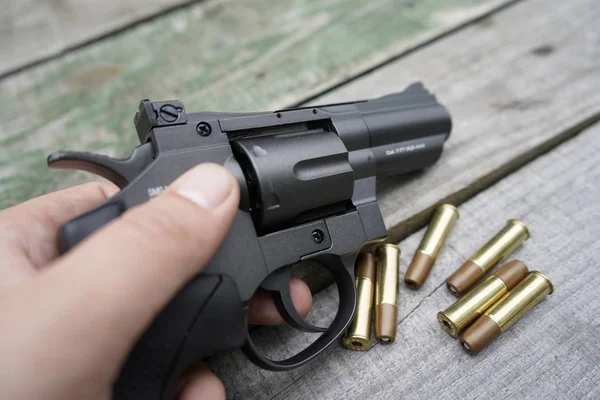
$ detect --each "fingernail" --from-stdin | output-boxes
[174,164,234,208]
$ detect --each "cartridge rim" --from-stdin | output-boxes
[530,271,554,294]
[508,219,531,239]
[342,335,371,351]
[437,312,459,337]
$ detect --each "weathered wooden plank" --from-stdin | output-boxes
[295,0,600,290]
[0,0,516,209]
[210,110,600,400]
[0,0,191,77]
[311,0,600,243]
[203,0,600,396]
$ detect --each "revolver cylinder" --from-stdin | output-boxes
[232,131,354,233]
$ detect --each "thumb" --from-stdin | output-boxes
[9,163,239,380]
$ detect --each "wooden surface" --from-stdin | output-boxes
[203,0,600,397]
[0,0,190,77]
[209,118,600,400]
[313,0,600,243]
[0,0,514,209]
[2,0,599,399]
[297,0,600,289]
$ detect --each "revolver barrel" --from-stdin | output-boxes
[338,83,452,180]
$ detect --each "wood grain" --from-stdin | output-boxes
[0,0,515,209]
[295,0,600,290]
[0,0,191,76]
[311,0,600,244]
[203,0,600,397]
[209,111,600,400]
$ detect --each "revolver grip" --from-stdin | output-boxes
[113,274,247,400]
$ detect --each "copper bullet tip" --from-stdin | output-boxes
[446,260,485,297]
[459,315,502,354]
[407,204,459,289]
[405,251,434,290]
[375,303,398,343]
[374,245,400,344]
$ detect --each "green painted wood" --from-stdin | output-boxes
[0,0,515,209]
[0,0,191,77]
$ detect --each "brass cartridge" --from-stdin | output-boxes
[406,204,459,289]
[447,220,530,296]
[375,244,400,343]
[343,253,377,350]
[460,271,553,354]
[437,260,528,337]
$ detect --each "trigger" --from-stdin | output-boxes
[260,266,326,333]
[272,290,326,333]
[47,143,154,189]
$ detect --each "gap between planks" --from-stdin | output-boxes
[385,112,600,243]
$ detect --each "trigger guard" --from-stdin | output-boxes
[260,265,326,333]
[242,254,357,371]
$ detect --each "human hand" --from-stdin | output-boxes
[0,164,312,400]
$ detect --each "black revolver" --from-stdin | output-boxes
[47,82,451,400]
